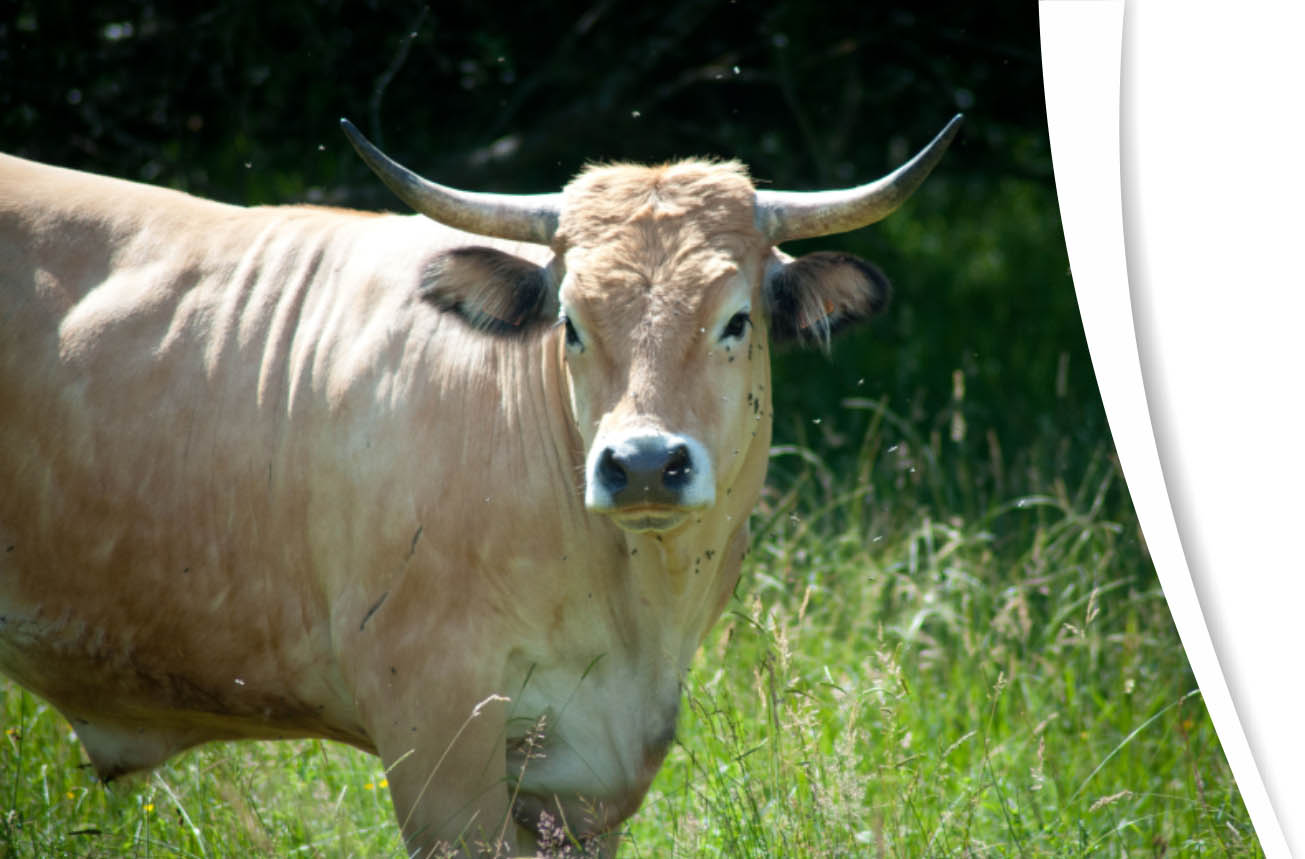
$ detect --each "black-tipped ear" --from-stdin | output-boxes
[419,246,553,335]
[764,251,890,348]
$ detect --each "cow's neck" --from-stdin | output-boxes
[483,329,771,817]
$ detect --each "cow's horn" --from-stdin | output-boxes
[341,119,561,245]
[755,114,963,244]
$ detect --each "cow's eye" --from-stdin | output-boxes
[563,316,584,352]
[721,311,751,341]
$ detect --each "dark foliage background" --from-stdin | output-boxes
[1,0,1105,514]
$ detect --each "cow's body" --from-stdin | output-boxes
[0,116,956,856]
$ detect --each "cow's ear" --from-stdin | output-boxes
[763,250,890,348]
[419,246,554,335]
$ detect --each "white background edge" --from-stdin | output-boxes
[1039,2,1294,854]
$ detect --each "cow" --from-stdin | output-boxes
[0,113,959,857]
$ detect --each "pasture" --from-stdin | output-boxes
[1,403,1258,855]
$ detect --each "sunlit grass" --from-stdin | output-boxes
[625,465,1253,856]
[0,704,403,857]
[1,401,1259,857]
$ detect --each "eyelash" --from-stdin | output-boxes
[562,316,583,351]
[721,311,751,340]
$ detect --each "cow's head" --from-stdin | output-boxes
[342,117,959,535]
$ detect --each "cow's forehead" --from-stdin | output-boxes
[559,159,758,232]
[556,159,765,314]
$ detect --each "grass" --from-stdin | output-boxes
[0,398,1260,857]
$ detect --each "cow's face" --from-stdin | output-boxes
[553,162,770,534]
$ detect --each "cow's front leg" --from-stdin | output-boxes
[376,690,517,858]
[336,590,519,858]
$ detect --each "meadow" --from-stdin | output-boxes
[0,395,1259,857]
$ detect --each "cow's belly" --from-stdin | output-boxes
[0,572,369,778]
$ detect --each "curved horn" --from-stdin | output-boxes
[340,118,561,245]
[755,114,963,244]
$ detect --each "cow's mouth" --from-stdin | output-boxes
[608,507,690,533]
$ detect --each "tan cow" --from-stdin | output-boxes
[0,114,959,857]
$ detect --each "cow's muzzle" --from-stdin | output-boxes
[584,432,714,530]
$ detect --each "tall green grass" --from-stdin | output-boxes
[626,426,1253,856]
[1,400,1259,857]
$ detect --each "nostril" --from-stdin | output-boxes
[597,447,627,492]
[662,443,691,489]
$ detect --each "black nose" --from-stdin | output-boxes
[596,439,694,507]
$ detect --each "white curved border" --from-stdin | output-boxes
[1120,3,1305,853]
[1039,2,1289,854]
